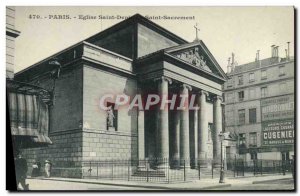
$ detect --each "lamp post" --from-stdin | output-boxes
[48,58,62,106]
[219,133,225,183]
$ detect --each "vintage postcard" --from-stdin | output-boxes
[6,6,295,191]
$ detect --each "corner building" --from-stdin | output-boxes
[224,52,294,162]
[16,14,227,177]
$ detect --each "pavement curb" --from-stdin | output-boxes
[198,184,231,190]
[252,177,293,184]
[29,177,179,190]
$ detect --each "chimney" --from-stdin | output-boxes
[285,49,288,59]
[276,46,279,57]
[257,50,260,61]
[227,57,231,73]
[255,51,258,61]
[271,45,275,57]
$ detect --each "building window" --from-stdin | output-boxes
[279,65,285,77]
[225,110,234,126]
[249,132,257,147]
[249,73,255,82]
[106,102,118,131]
[249,88,255,99]
[249,108,257,124]
[226,93,234,103]
[261,87,268,98]
[239,133,246,148]
[279,82,287,93]
[238,75,243,85]
[238,109,245,125]
[227,78,233,88]
[238,91,244,101]
[261,70,267,80]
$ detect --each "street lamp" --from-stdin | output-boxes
[219,133,225,183]
[48,58,62,106]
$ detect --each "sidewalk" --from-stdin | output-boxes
[27,174,292,190]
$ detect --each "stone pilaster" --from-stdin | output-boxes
[198,90,209,168]
[213,95,223,167]
[179,84,192,167]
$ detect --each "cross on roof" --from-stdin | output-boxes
[194,23,200,41]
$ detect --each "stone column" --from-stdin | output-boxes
[138,109,145,168]
[173,110,180,168]
[198,90,209,168]
[180,84,192,167]
[213,95,223,167]
[193,107,199,168]
[156,76,172,167]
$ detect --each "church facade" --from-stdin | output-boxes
[15,14,227,177]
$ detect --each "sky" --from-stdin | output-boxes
[14,6,294,73]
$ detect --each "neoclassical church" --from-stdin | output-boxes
[15,14,227,177]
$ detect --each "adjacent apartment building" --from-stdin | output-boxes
[224,45,294,162]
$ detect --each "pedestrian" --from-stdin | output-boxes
[44,160,52,178]
[31,161,39,177]
[15,151,29,190]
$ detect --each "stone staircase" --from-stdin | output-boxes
[132,169,166,177]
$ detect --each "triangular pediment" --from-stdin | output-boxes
[165,41,227,79]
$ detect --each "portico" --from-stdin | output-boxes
[135,41,227,168]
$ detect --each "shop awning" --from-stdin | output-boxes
[13,134,53,149]
[7,79,53,148]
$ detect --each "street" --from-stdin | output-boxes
[25,175,294,191]
[26,179,161,190]
[212,178,294,190]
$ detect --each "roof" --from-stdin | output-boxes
[229,57,294,75]
[86,14,188,45]
[136,40,228,81]
[16,14,189,78]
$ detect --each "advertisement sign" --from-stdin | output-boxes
[261,94,294,121]
[261,95,294,146]
[261,119,294,146]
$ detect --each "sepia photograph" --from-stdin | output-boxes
[6,6,295,191]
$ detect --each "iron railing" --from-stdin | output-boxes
[29,158,294,183]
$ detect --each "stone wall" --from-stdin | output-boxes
[82,65,138,163]
[6,7,17,78]
[23,131,83,178]
[22,65,84,178]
